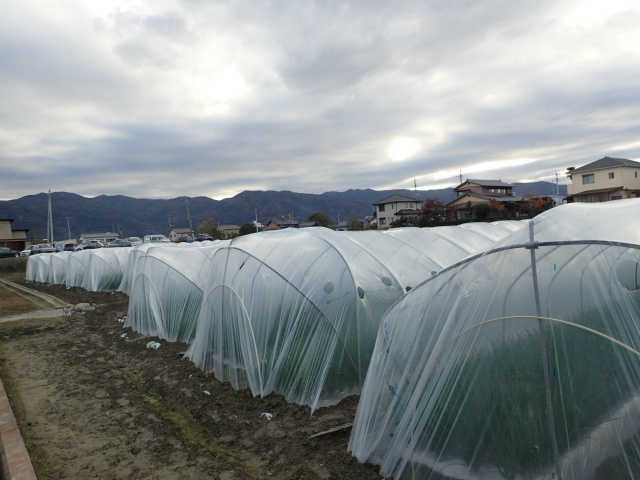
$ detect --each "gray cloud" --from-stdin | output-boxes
[1,0,639,201]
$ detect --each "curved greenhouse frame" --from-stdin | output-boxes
[26,253,53,283]
[185,225,518,412]
[65,250,94,288]
[50,252,71,284]
[125,241,229,343]
[81,247,133,292]
[349,200,640,480]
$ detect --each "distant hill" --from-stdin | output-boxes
[0,182,567,240]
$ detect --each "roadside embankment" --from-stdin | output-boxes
[0,258,27,276]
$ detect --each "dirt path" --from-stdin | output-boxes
[0,273,383,479]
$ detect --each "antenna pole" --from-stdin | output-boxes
[185,198,194,236]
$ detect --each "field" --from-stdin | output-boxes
[0,268,382,480]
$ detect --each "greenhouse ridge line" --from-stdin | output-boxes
[431,239,640,282]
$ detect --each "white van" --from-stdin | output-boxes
[127,237,142,247]
[143,234,170,244]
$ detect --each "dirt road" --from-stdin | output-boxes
[0,272,382,479]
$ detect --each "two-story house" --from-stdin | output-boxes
[0,218,30,251]
[445,179,522,220]
[567,157,640,203]
[169,227,195,242]
[372,194,422,228]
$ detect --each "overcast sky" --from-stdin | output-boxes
[2,0,639,201]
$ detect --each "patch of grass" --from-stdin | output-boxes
[0,281,41,316]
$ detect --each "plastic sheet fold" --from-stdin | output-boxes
[349,199,640,480]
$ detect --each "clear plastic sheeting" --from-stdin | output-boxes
[65,250,93,288]
[50,252,71,284]
[185,225,517,412]
[125,241,228,343]
[349,199,640,480]
[25,253,52,283]
[118,243,181,294]
[22,221,520,414]
[460,219,527,241]
[81,247,132,292]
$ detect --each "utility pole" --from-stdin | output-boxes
[47,190,54,244]
[66,216,72,240]
[555,170,559,196]
[185,198,194,235]
[168,215,173,230]
[459,170,463,184]
[255,209,258,233]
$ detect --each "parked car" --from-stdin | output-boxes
[0,246,21,258]
[62,243,77,251]
[108,239,131,248]
[20,245,36,256]
[75,241,103,251]
[127,237,142,247]
[195,234,214,242]
[31,243,57,255]
[143,234,170,243]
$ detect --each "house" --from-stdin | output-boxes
[0,219,30,251]
[219,225,241,239]
[567,157,640,203]
[363,215,376,229]
[169,227,195,242]
[372,194,422,228]
[265,218,301,230]
[299,221,320,228]
[445,179,523,220]
[334,221,349,231]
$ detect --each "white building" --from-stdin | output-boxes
[79,232,120,244]
[372,194,422,228]
[568,157,640,202]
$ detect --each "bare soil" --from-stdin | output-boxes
[0,271,383,480]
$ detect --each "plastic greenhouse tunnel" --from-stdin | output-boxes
[349,199,640,480]
[124,241,229,343]
[184,225,518,412]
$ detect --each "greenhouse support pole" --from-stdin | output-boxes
[528,221,562,480]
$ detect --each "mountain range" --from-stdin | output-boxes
[0,181,567,240]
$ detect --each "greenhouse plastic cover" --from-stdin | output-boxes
[124,241,229,343]
[184,225,520,411]
[24,222,522,413]
[349,199,640,480]
[81,247,132,292]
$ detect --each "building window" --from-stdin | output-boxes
[582,174,595,184]
[379,218,386,225]
[611,195,623,200]
[636,171,638,178]
[609,172,615,179]
[379,204,385,212]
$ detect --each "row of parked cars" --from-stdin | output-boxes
[16,235,172,257]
